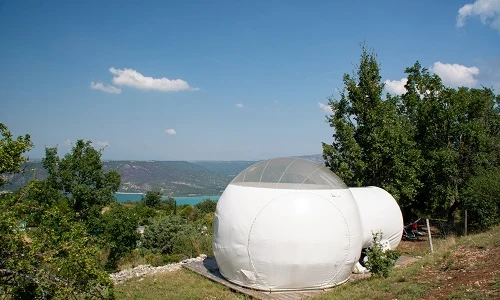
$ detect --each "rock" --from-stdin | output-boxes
[110,254,207,285]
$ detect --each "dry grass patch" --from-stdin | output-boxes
[115,268,246,300]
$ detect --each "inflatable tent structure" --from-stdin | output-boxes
[213,157,403,291]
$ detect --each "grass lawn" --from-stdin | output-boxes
[115,226,500,300]
[115,268,247,300]
[314,226,500,299]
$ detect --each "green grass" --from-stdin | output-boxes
[115,227,500,300]
[314,227,500,300]
[115,269,246,300]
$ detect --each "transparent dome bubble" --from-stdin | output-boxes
[230,157,347,189]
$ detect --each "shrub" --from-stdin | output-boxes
[141,214,211,261]
[194,199,217,214]
[462,168,500,231]
[365,231,401,278]
[98,204,140,271]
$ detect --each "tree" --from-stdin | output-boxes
[403,64,500,220]
[194,199,217,214]
[322,46,422,212]
[462,168,500,230]
[42,140,121,221]
[93,204,139,271]
[142,191,162,208]
[0,126,113,299]
[0,123,33,187]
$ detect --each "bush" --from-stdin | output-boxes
[365,231,400,278]
[88,204,139,271]
[141,214,211,261]
[194,199,217,214]
[462,168,500,231]
[142,191,162,208]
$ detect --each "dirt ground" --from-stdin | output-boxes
[397,225,499,299]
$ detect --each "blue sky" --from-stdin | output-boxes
[1,0,499,161]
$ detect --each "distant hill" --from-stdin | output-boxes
[1,160,255,196]
[1,155,325,196]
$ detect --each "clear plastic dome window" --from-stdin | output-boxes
[230,157,347,189]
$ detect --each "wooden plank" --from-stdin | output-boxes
[183,255,419,300]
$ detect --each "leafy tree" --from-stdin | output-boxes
[159,197,176,214]
[142,191,162,208]
[461,168,500,230]
[0,123,33,187]
[0,126,113,299]
[92,204,140,271]
[178,205,198,221]
[322,46,422,211]
[0,192,114,299]
[403,64,500,220]
[194,199,217,214]
[42,140,121,221]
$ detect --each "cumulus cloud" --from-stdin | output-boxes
[318,102,333,114]
[457,0,500,32]
[235,103,244,108]
[90,81,121,94]
[93,141,110,148]
[430,62,480,87]
[165,129,176,135]
[384,78,408,95]
[109,67,198,92]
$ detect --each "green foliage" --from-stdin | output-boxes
[0,127,114,299]
[322,45,422,210]
[194,199,217,214]
[42,140,121,221]
[402,65,500,220]
[142,191,162,208]
[141,215,190,254]
[130,202,158,225]
[462,168,500,230]
[323,47,500,224]
[0,188,114,299]
[365,231,401,278]
[91,204,140,271]
[141,214,210,260]
[0,123,33,187]
[178,205,198,221]
[159,197,176,214]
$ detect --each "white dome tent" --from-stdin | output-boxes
[212,157,403,291]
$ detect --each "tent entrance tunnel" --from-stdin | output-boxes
[213,157,403,291]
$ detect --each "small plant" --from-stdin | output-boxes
[365,231,401,278]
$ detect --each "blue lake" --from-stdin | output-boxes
[115,193,220,206]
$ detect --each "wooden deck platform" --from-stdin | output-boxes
[183,256,418,300]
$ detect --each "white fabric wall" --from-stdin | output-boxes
[213,184,363,291]
[349,186,403,249]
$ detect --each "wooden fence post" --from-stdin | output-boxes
[426,219,434,253]
[464,210,468,236]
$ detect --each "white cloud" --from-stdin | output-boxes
[90,81,121,94]
[93,141,110,148]
[64,139,72,147]
[165,129,176,135]
[384,78,408,95]
[109,67,198,92]
[235,103,244,108]
[457,0,500,32]
[430,62,480,87]
[318,102,333,114]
